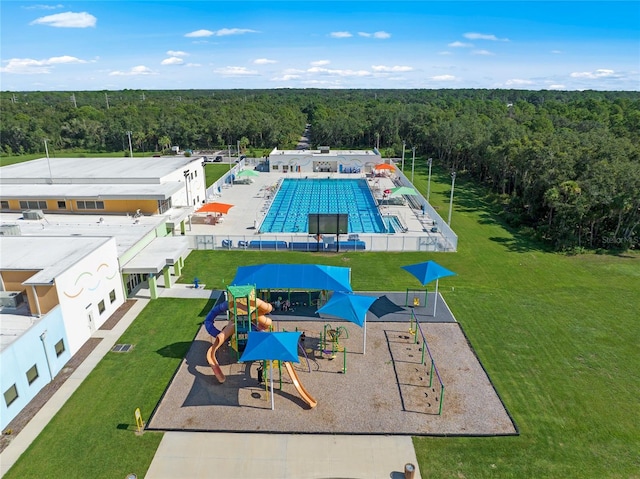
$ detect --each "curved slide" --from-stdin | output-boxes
[206,323,235,383]
[284,361,317,408]
[205,297,274,383]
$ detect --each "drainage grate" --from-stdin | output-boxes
[111,344,134,353]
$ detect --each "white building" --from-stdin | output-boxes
[267,146,382,174]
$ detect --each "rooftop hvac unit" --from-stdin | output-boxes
[319,146,330,154]
[0,291,25,309]
[22,210,45,220]
[0,224,21,236]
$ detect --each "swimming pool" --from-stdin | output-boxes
[260,178,386,233]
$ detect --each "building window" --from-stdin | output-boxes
[98,300,106,314]
[19,200,47,210]
[76,201,105,210]
[54,339,66,357]
[4,384,18,407]
[272,165,279,170]
[109,289,116,303]
[57,201,67,209]
[0,200,8,209]
[26,364,39,385]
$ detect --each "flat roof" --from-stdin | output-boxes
[0,212,166,258]
[121,236,190,274]
[0,313,43,352]
[0,182,183,200]
[273,149,379,156]
[0,236,113,285]
[0,156,203,183]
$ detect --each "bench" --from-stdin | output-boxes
[289,242,325,251]
[248,240,288,250]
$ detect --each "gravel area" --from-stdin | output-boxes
[147,320,517,436]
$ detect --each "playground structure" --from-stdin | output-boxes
[204,284,317,408]
[319,324,349,374]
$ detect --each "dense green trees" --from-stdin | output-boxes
[1,88,638,250]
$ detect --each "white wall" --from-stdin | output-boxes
[161,159,206,208]
[54,238,124,354]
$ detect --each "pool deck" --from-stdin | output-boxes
[190,170,440,240]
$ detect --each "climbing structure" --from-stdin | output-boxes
[206,285,273,382]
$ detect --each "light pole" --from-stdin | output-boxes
[401,141,406,172]
[448,171,456,226]
[126,131,134,158]
[426,158,433,202]
[44,139,53,183]
[183,170,190,206]
[411,146,416,184]
[237,139,240,159]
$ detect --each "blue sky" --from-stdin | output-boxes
[1,1,638,91]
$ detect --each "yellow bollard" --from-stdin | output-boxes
[134,408,144,434]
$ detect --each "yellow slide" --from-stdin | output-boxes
[284,361,317,408]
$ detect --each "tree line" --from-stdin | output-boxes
[1,88,638,251]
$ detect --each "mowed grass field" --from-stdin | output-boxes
[4,167,639,478]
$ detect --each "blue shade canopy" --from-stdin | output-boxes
[232,264,352,292]
[240,331,301,363]
[316,292,378,327]
[401,261,456,286]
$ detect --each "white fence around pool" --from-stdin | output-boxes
[189,232,452,252]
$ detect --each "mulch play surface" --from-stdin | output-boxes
[148,309,517,436]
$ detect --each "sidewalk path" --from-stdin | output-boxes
[145,432,421,479]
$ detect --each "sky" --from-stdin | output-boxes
[1,1,639,92]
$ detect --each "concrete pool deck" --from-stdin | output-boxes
[189,170,442,242]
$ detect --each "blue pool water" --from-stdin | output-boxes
[260,178,386,233]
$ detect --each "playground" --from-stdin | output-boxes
[147,263,516,436]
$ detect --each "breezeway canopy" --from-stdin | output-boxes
[232,264,352,292]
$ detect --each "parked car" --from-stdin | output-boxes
[214,156,223,162]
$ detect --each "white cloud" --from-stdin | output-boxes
[185,29,213,38]
[472,49,495,56]
[185,28,258,38]
[214,66,258,76]
[505,79,534,86]
[373,31,391,39]
[310,60,330,66]
[254,58,277,65]
[551,50,562,54]
[214,28,258,36]
[359,31,391,39]
[167,50,188,57]
[431,75,456,81]
[371,65,413,72]
[109,65,155,76]
[570,69,616,79]
[448,41,473,48]
[464,32,509,42]
[0,55,86,74]
[549,84,566,90]
[271,74,301,81]
[24,4,64,10]
[185,63,201,68]
[161,57,184,66]
[307,67,371,77]
[330,31,352,38]
[30,11,96,28]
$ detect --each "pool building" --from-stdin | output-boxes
[267,146,381,174]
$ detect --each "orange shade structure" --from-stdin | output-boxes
[374,163,396,171]
[196,202,234,214]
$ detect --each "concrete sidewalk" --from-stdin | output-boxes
[0,298,150,477]
[145,432,421,479]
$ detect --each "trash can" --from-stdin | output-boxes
[404,463,416,479]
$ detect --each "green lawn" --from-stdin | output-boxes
[5,166,639,478]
